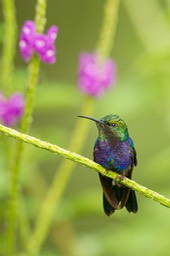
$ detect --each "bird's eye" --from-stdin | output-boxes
[107,122,116,127]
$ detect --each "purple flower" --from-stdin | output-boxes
[0,93,25,127]
[33,34,56,64]
[19,21,36,61]
[78,52,116,97]
[47,26,58,44]
[39,45,56,64]
[19,20,58,64]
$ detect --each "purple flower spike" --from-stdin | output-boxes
[21,20,35,38]
[47,26,58,43]
[19,38,33,61]
[19,20,36,61]
[39,46,56,64]
[33,34,56,64]
[19,20,58,64]
[0,93,25,127]
[9,93,25,118]
[78,52,116,97]
[33,34,47,54]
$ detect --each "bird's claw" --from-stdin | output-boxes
[113,173,125,186]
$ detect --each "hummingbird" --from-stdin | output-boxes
[78,114,138,216]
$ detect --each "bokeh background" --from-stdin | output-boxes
[1,0,170,255]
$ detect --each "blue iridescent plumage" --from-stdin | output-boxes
[94,137,135,172]
[78,114,138,216]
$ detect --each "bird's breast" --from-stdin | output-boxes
[94,138,133,173]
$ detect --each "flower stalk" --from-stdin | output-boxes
[96,0,120,59]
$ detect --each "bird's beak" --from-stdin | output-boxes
[77,115,103,124]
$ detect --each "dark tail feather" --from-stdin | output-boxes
[99,174,130,215]
[125,190,138,213]
[99,173,138,215]
[99,174,119,209]
[103,193,115,216]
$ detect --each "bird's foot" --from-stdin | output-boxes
[113,172,125,186]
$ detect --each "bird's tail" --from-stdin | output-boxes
[125,189,138,213]
[99,173,138,216]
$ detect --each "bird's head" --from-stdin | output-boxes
[78,114,129,141]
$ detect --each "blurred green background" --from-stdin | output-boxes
[1,0,170,255]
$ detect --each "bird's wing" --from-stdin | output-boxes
[128,137,138,166]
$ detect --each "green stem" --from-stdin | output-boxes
[123,0,170,52]
[21,56,40,134]
[1,0,17,93]
[18,194,31,251]
[1,2,16,254]
[1,0,17,199]
[35,0,47,33]
[0,123,170,208]
[96,0,120,59]
[6,0,47,254]
[27,97,96,255]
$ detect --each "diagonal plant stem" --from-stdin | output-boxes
[0,123,170,208]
